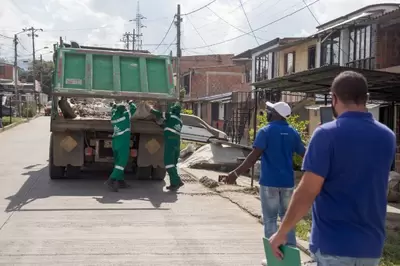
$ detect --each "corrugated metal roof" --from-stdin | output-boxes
[305,103,380,110]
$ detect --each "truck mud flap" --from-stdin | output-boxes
[137,134,164,168]
[52,131,84,167]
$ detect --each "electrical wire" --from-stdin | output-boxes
[0,34,13,40]
[301,0,348,58]
[238,0,260,45]
[186,15,214,54]
[206,6,267,41]
[182,0,217,16]
[162,36,177,55]
[186,0,320,49]
[302,0,321,24]
[152,16,176,53]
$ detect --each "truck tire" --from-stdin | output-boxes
[66,166,81,178]
[49,133,65,179]
[136,166,152,180]
[152,167,166,181]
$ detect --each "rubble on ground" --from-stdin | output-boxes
[388,171,400,203]
[178,143,248,170]
[199,176,219,188]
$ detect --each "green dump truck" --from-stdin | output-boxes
[49,42,228,180]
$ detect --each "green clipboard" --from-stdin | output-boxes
[263,238,301,266]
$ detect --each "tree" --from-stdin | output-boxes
[30,59,54,95]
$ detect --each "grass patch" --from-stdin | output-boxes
[381,230,400,266]
[296,215,312,241]
[1,116,25,127]
[295,215,400,266]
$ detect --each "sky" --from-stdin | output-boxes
[1,0,400,67]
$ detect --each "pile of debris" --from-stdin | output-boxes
[58,97,154,120]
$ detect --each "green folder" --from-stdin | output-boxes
[263,238,301,266]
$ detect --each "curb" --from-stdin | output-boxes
[181,168,313,257]
[0,114,42,133]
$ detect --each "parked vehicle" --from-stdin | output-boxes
[44,101,52,116]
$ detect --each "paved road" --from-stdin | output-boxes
[0,117,266,265]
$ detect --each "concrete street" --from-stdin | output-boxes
[0,117,266,265]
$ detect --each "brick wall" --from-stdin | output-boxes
[174,54,234,75]
[375,22,400,69]
[189,65,249,99]
[0,64,14,80]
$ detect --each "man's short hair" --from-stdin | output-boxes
[331,71,368,105]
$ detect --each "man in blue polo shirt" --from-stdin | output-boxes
[225,101,305,260]
[269,71,396,265]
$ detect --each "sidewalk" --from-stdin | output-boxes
[183,167,400,264]
[181,167,314,263]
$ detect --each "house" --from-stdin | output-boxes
[249,3,400,170]
[0,63,14,80]
[178,54,252,143]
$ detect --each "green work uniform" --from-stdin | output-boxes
[151,103,182,186]
[109,102,137,181]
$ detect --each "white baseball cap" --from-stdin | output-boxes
[266,101,291,118]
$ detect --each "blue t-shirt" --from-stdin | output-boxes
[253,120,305,188]
[302,111,396,258]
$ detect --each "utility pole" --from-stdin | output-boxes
[23,27,43,111]
[13,34,19,115]
[40,54,43,85]
[120,31,135,50]
[175,4,182,99]
[132,29,136,51]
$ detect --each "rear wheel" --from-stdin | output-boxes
[66,165,81,178]
[49,133,65,179]
[152,167,166,181]
[136,166,152,180]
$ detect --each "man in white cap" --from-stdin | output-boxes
[225,101,305,265]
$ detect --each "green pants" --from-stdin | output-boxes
[110,134,130,181]
[164,132,181,186]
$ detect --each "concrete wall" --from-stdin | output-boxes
[278,39,318,76]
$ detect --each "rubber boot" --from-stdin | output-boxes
[105,178,119,192]
[118,180,131,189]
[166,181,184,191]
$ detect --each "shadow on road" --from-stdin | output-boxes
[5,165,178,212]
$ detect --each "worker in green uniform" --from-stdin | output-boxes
[148,102,184,190]
[105,100,137,192]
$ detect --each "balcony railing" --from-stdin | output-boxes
[346,57,375,70]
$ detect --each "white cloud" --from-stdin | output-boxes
[0,0,399,64]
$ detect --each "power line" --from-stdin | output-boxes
[186,0,320,50]
[182,0,217,16]
[206,6,267,41]
[186,15,214,54]
[152,16,176,53]
[0,34,13,40]
[162,36,177,55]
[302,0,320,24]
[238,0,260,45]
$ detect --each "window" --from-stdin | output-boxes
[284,52,295,74]
[321,31,340,66]
[308,46,316,69]
[348,25,373,69]
[0,65,5,75]
[255,54,268,82]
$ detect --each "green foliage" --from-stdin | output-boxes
[21,104,37,118]
[182,109,193,115]
[179,88,186,100]
[249,112,309,170]
[1,116,24,127]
